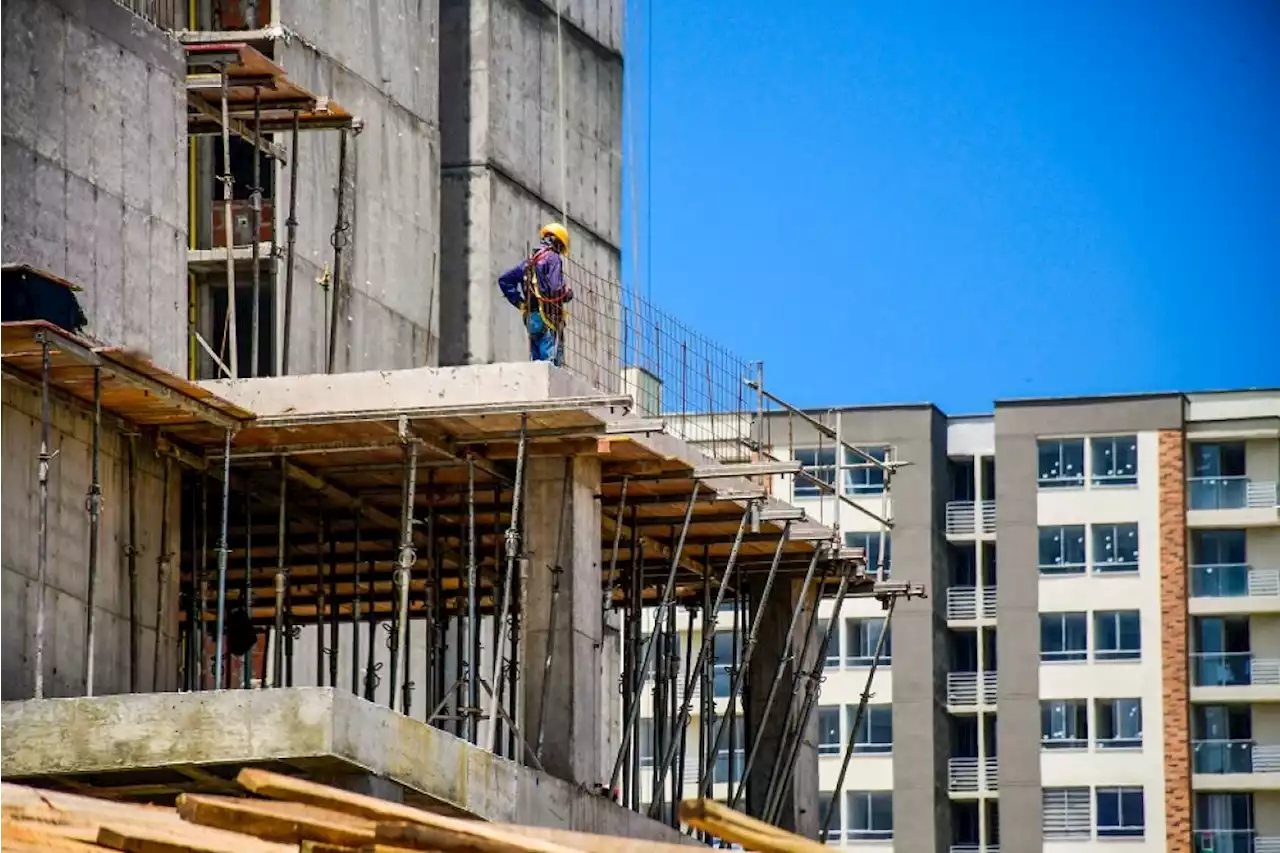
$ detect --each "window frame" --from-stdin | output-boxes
[794,447,836,498]
[1038,438,1086,489]
[1096,786,1145,838]
[842,445,889,496]
[1092,523,1140,574]
[1040,612,1089,662]
[1095,698,1143,749]
[851,704,894,755]
[847,790,893,841]
[1038,525,1087,575]
[1094,610,1142,661]
[1041,699,1089,750]
[845,617,891,667]
[845,531,891,578]
[1090,435,1139,487]
[817,705,842,756]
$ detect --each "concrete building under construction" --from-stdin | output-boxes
[1,0,916,844]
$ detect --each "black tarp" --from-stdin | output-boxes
[2,266,88,333]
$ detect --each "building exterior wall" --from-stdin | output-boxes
[1,0,188,374]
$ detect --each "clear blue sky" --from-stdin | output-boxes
[620,0,1280,412]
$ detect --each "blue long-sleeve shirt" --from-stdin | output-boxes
[498,249,571,311]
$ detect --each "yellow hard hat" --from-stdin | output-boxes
[539,222,570,253]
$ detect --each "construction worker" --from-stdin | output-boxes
[498,223,573,366]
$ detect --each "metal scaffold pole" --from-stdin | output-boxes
[464,453,479,742]
[281,111,300,375]
[272,460,288,688]
[390,418,419,713]
[33,333,53,699]
[486,416,528,753]
[152,456,172,692]
[219,66,238,378]
[212,429,234,689]
[84,365,103,696]
[249,85,263,377]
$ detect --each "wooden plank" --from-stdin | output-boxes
[96,821,293,853]
[1,820,113,852]
[678,799,826,853]
[235,770,576,853]
[299,842,359,853]
[176,794,376,847]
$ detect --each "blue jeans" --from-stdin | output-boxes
[527,312,563,366]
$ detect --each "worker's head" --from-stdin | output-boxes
[539,222,570,255]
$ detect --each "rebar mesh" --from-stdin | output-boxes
[561,258,757,463]
[114,0,181,30]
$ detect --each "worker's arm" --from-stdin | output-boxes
[497,261,526,308]
[541,254,573,303]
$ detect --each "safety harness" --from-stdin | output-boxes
[521,246,570,333]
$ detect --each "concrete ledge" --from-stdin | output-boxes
[1,687,688,843]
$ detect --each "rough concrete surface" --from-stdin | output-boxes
[1,687,691,842]
[1,0,187,375]
[274,0,441,375]
[1,379,180,701]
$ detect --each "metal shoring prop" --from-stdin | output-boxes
[364,561,381,701]
[423,471,437,722]
[821,595,898,843]
[152,456,173,692]
[648,501,754,816]
[126,437,140,691]
[325,128,349,374]
[219,65,238,378]
[281,111,300,375]
[533,462,573,761]
[329,520,340,689]
[272,460,288,687]
[464,453,479,742]
[486,416,528,753]
[628,529,645,810]
[243,487,254,688]
[33,333,54,699]
[675,603,697,814]
[729,577,744,804]
[390,420,420,713]
[608,481,701,792]
[249,86,263,378]
[729,545,826,809]
[600,474,630,628]
[212,429,234,689]
[352,506,363,695]
[762,563,855,825]
[696,523,793,800]
[697,549,712,825]
[197,472,210,689]
[84,365,103,695]
[316,518,327,685]
[620,508,639,807]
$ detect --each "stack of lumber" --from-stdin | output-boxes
[0,768,824,853]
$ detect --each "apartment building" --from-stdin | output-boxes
[636,390,1280,852]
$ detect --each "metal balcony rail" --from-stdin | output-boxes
[950,846,1000,853]
[1191,652,1280,687]
[948,757,997,792]
[947,671,998,705]
[946,587,998,620]
[1195,830,1280,853]
[1188,477,1280,511]
[563,259,757,464]
[1192,564,1280,598]
[945,501,997,535]
[114,0,181,31]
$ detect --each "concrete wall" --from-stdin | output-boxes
[1,379,180,701]
[440,0,623,368]
[1,0,187,374]
[275,0,441,374]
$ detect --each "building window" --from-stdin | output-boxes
[816,619,840,667]
[1040,612,1088,662]
[1043,788,1091,839]
[1038,438,1085,488]
[1096,787,1145,838]
[843,446,888,496]
[1091,435,1138,486]
[638,719,655,768]
[1096,698,1143,749]
[1194,793,1254,842]
[845,531,891,577]
[847,791,893,841]
[1038,525,1086,575]
[846,618,891,667]
[1094,611,1141,661]
[1041,700,1088,749]
[818,706,842,756]
[1190,530,1248,597]
[711,717,745,783]
[1093,523,1140,573]
[795,447,836,498]
[713,631,737,697]
[819,791,841,841]
[1189,442,1248,510]
[851,705,893,754]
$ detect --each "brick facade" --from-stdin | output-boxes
[1158,429,1190,853]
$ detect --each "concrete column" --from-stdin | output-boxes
[521,455,604,787]
[744,576,820,836]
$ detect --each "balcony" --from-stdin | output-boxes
[947,671,998,707]
[946,587,998,621]
[1195,830,1280,853]
[1192,653,1280,702]
[1192,741,1280,791]
[947,757,998,793]
[1188,478,1280,528]
[1191,565,1280,615]
[946,501,996,536]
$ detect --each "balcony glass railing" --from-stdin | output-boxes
[1192,564,1280,598]
[1195,830,1280,853]
[1192,652,1280,687]
[1189,477,1280,510]
[1193,739,1255,774]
